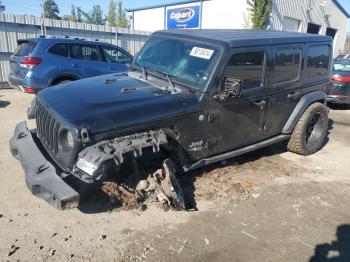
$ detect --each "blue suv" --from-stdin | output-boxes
[9,36,133,93]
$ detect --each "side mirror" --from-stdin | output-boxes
[214,77,243,102]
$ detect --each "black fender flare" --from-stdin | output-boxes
[282,91,327,134]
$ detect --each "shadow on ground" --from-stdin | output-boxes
[310,224,350,262]
[0,100,10,108]
[328,103,350,111]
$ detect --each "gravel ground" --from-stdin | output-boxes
[0,89,349,261]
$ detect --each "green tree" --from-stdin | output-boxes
[247,0,271,29]
[90,5,105,25]
[43,0,60,19]
[107,0,117,26]
[116,0,127,28]
[69,5,77,22]
[76,7,83,23]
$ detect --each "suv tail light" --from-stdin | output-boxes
[331,75,350,84]
[20,57,42,69]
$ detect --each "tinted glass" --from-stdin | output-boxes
[48,43,68,57]
[306,45,330,78]
[101,46,131,64]
[223,51,265,89]
[135,37,219,89]
[70,44,101,61]
[274,48,301,84]
[14,42,35,56]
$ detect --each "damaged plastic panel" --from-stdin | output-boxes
[75,130,168,182]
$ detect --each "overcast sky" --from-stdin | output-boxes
[2,0,350,31]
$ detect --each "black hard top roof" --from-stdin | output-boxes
[153,29,333,47]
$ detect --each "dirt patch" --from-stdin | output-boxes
[101,182,139,211]
[179,148,307,207]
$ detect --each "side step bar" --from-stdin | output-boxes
[183,134,290,172]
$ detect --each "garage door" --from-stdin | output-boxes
[282,17,300,32]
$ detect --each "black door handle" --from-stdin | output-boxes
[252,99,267,107]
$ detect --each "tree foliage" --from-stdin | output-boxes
[69,5,77,22]
[43,0,60,19]
[116,0,127,28]
[107,0,117,27]
[247,0,271,29]
[78,5,106,25]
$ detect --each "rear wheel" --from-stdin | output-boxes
[287,102,328,155]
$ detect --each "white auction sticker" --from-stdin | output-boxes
[190,47,214,60]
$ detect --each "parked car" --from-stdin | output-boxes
[9,36,133,93]
[335,53,350,61]
[10,30,332,209]
[324,60,350,105]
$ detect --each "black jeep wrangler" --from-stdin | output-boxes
[10,30,332,209]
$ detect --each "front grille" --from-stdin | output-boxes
[36,102,60,154]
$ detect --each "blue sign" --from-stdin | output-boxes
[166,5,200,29]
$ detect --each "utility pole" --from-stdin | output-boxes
[41,0,46,35]
[0,1,6,13]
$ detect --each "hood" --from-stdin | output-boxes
[38,73,199,135]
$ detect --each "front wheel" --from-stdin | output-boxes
[287,102,329,155]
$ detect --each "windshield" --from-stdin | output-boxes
[333,62,350,72]
[134,36,219,89]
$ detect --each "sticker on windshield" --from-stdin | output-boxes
[190,47,214,60]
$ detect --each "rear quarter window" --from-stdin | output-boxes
[14,42,35,56]
[305,45,330,80]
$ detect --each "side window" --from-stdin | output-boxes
[305,45,330,79]
[223,51,265,90]
[48,43,68,57]
[274,48,301,84]
[70,44,101,61]
[101,46,132,64]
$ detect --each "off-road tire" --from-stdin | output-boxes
[287,102,328,155]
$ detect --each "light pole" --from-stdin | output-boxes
[41,0,46,36]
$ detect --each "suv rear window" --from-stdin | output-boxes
[274,48,301,84]
[14,42,35,56]
[70,44,101,61]
[48,43,68,57]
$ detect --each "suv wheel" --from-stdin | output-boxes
[287,102,328,155]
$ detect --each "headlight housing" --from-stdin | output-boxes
[59,129,74,151]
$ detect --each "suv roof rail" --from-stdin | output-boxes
[37,35,86,41]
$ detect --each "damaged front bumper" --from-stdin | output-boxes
[9,121,79,209]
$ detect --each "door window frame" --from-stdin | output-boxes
[271,44,304,89]
[218,47,269,99]
[68,43,103,62]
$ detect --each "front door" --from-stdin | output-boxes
[207,48,270,155]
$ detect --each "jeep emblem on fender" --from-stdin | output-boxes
[170,8,195,23]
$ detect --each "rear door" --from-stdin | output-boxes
[99,45,132,73]
[264,44,304,137]
[9,40,37,81]
[69,43,108,78]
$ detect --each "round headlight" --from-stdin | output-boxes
[60,129,74,151]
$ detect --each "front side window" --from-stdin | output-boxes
[135,37,219,89]
[274,48,301,84]
[70,44,101,61]
[223,51,265,90]
[101,46,131,64]
[48,43,68,57]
